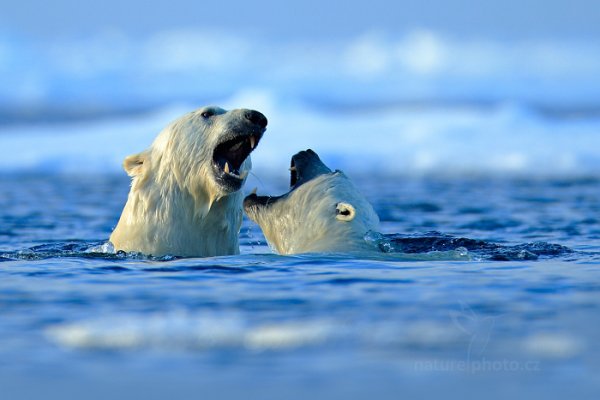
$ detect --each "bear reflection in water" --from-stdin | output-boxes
[245,150,572,260]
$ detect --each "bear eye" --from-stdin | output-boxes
[201,110,215,119]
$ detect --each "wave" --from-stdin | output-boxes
[1,29,599,176]
[0,94,599,176]
[365,231,574,261]
[0,231,582,263]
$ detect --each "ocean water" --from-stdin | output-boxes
[0,171,599,399]
[1,27,600,399]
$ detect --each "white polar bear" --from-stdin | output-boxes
[110,106,267,257]
[244,149,380,254]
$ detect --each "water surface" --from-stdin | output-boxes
[1,174,598,399]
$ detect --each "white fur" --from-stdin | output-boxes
[110,107,255,257]
[246,172,380,254]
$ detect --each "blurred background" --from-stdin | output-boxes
[1,0,599,178]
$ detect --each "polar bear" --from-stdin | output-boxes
[244,149,380,254]
[110,106,267,257]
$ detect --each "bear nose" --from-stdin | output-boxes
[244,110,268,128]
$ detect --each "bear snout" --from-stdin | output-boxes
[244,110,268,129]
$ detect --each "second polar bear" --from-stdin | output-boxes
[244,149,380,254]
[110,106,267,257]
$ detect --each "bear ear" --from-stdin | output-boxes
[123,152,147,177]
[335,202,356,222]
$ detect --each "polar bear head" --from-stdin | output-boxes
[125,106,267,212]
[244,149,380,254]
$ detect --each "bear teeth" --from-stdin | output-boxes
[250,136,256,149]
[222,161,247,179]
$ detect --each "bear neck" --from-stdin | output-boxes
[276,219,372,255]
[110,173,242,257]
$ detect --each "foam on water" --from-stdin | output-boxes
[46,312,334,351]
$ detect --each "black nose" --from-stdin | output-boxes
[244,110,268,128]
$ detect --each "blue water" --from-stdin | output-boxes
[2,16,600,399]
[1,173,599,399]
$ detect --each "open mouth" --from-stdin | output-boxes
[289,149,332,189]
[244,149,332,210]
[213,132,263,188]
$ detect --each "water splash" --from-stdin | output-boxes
[0,241,180,262]
[364,230,573,261]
